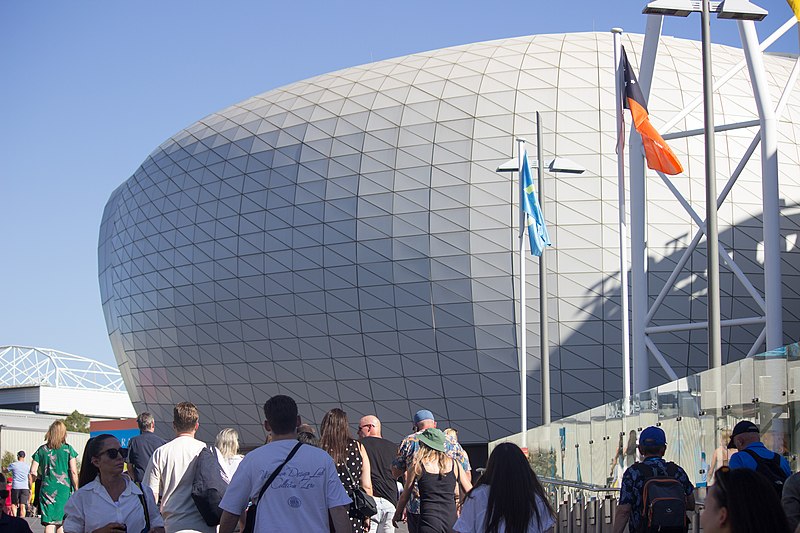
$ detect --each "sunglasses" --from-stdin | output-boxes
[99,448,129,460]
[359,424,375,432]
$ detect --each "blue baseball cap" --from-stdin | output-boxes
[413,409,435,425]
[639,426,667,446]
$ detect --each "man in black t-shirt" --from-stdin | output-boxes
[126,411,167,482]
[359,415,399,533]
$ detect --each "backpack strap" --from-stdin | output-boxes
[134,481,151,532]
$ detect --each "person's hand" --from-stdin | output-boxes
[391,511,405,528]
[92,523,126,533]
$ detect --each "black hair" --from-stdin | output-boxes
[713,467,791,533]
[78,434,117,488]
[639,444,666,457]
[464,443,555,533]
[263,395,298,434]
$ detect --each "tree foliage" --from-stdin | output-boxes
[1,451,14,470]
[63,410,90,433]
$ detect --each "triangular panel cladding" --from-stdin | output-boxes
[99,32,800,447]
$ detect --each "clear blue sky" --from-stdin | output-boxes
[1,0,796,366]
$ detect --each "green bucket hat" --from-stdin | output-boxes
[418,428,446,452]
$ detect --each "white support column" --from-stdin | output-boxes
[630,14,663,394]
[738,20,783,350]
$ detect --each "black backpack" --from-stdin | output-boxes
[742,448,788,498]
[637,462,688,533]
[191,446,228,526]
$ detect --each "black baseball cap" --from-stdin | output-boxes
[728,420,759,448]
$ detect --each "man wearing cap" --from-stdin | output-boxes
[391,409,471,533]
[613,426,694,533]
[727,420,790,486]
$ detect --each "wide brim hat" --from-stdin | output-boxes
[417,428,446,453]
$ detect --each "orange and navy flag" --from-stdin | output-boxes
[621,47,683,175]
[788,0,800,20]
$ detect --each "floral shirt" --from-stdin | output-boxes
[618,457,693,533]
[392,431,471,514]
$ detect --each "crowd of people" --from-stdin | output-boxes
[6,402,800,533]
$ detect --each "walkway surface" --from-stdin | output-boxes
[23,516,410,533]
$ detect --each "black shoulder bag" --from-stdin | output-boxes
[341,443,378,519]
[242,441,303,533]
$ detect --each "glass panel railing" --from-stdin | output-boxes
[492,342,800,488]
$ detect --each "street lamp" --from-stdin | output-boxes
[641,0,767,373]
[497,112,585,440]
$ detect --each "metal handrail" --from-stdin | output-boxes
[539,476,621,494]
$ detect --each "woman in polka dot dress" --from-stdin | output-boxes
[320,408,374,533]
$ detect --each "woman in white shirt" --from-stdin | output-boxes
[214,428,243,483]
[454,443,555,533]
[63,434,164,533]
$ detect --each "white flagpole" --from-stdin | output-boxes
[517,137,528,452]
[612,28,632,411]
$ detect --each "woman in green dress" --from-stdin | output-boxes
[30,420,79,533]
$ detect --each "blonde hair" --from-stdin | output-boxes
[413,443,451,477]
[215,428,240,459]
[444,428,458,440]
[45,420,67,449]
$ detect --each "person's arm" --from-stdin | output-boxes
[613,503,632,533]
[69,457,79,489]
[29,460,39,489]
[142,454,160,504]
[708,448,719,484]
[218,511,240,533]
[391,439,408,480]
[358,442,373,496]
[392,465,417,527]
[456,461,472,495]
[329,505,353,533]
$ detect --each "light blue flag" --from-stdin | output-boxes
[520,149,551,256]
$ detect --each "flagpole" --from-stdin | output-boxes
[517,137,528,453]
[612,28,631,412]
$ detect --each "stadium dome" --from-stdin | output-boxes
[99,32,800,445]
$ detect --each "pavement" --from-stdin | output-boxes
[21,515,409,533]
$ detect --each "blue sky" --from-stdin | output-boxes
[1,0,797,366]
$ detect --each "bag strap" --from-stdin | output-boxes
[134,481,151,532]
[341,441,358,489]
[255,441,303,503]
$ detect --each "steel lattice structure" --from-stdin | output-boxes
[0,345,126,392]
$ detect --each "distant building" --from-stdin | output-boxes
[0,345,136,459]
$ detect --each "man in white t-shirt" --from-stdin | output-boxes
[218,395,352,533]
[143,402,214,533]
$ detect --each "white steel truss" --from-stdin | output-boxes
[630,15,799,392]
[0,345,125,392]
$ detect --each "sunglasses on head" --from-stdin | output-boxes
[99,448,128,460]
[713,466,731,504]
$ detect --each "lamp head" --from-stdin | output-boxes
[642,0,697,16]
[717,0,767,20]
[548,157,586,174]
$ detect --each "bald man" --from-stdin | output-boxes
[359,415,399,533]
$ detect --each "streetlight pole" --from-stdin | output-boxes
[497,134,584,445]
[536,112,551,426]
[701,0,723,370]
